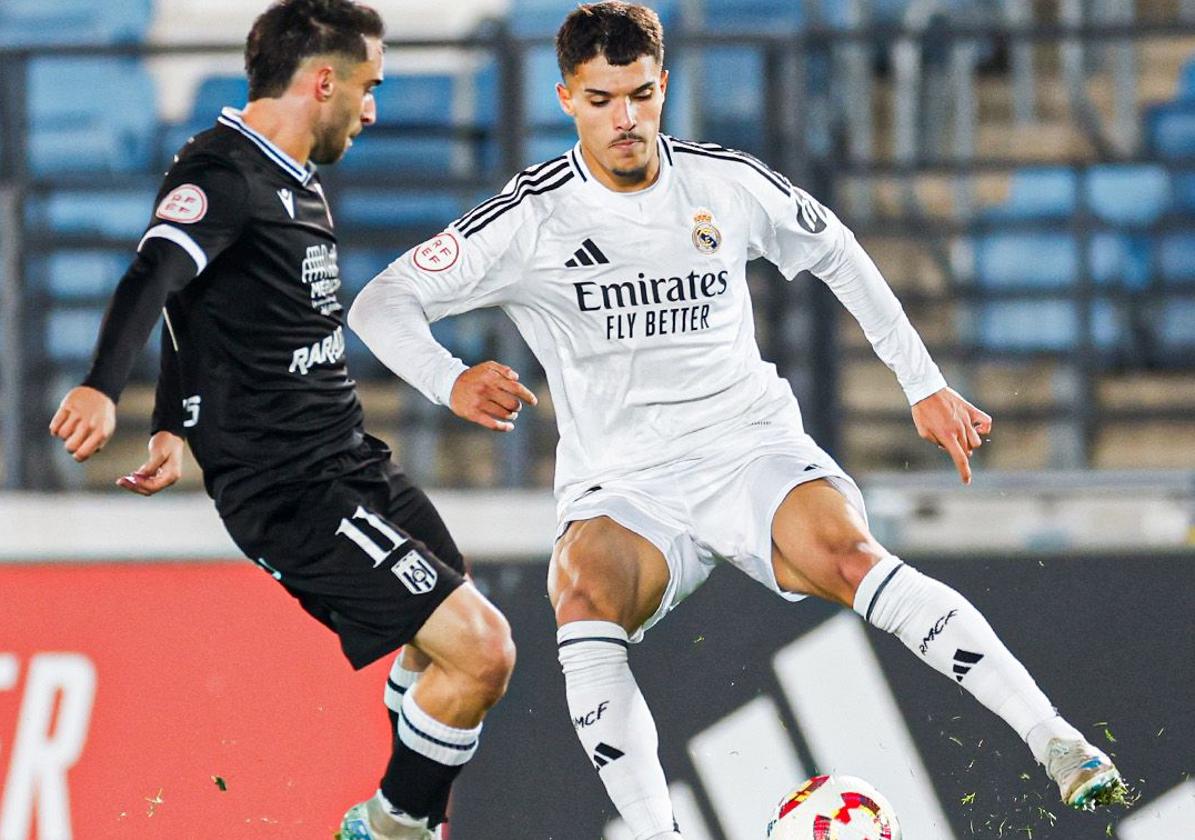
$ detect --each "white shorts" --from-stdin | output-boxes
[555,415,866,642]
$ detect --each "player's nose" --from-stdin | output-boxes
[361,96,377,127]
[615,96,636,130]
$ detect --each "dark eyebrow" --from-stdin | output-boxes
[583,81,655,97]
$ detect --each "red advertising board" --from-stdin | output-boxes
[0,563,391,840]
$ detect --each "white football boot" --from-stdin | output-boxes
[1043,737,1127,809]
[337,796,439,840]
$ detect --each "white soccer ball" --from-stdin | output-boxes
[766,774,901,840]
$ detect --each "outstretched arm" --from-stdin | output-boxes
[49,241,197,462]
[811,231,990,483]
[348,265,536,432]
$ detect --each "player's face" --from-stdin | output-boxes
[312,36,384,165]
[557,53,667,192]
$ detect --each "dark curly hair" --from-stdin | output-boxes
[555,2,664,79]
[245,0,384,100]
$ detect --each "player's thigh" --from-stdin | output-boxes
[770,478,888,604]
[549,515,671,632]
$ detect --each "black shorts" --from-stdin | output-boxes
[222,457,467,670]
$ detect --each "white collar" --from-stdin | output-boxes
[217,106,313,185]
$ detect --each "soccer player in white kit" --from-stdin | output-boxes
[349,3,1126,836]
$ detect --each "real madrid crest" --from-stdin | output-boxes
[691,208,721,254]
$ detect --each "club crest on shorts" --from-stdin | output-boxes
[691,208,721,254]
[392,549,438,595]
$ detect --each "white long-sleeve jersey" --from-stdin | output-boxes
[349,136,947,499]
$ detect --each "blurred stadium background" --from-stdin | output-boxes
[0,1,1193,839]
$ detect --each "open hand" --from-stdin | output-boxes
[450,361,538,432]
[116,431,185,496]
[911,387,993,485]
[49,386,116,462]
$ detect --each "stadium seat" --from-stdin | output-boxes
[1155,299,1195,350]
[28,58,158,174]
[984,167,1078,221]
[975,232,1078,287]
[0,0,151,45]
[1159,232,1195,285]
[1172,172,1195,212]
[975,300,1124,352]
[1090,233,1151,290]
[29,251,128,299]
[335,191,465,231]
[25,189,155,238]
[339,74,459,175]
[1084,164,1171,227]
[1146,102,1195,159]
[44,308,105,364]
[1178,56,1195,101]
[693,0,805,33]
[159,75,249,162]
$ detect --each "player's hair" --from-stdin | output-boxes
[245,0,384,100]
[555,2,664,79]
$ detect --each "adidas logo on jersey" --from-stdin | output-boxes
[564,238,610,268]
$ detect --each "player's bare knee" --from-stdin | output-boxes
[827,541,887,596]
[460,610,516,708]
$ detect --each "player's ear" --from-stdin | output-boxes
[314,63,337,102]
[658,68,668,101]
[556,81,575,118]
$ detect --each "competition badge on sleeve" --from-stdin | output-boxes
[413,231,460,272]
[691,208,721,254]
[156,184,208,224]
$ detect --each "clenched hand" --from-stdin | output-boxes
[911,387,993,485]
[450,361,538,432]
[49,386,116,462]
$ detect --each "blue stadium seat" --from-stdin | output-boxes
[340,74,460,175]
[1179,56,1195,101]
[45,308,105,364]
[336,191,464,230]
[1156,299,1195,350]
[29,251,127,299]
[975,301,1124,352]
[1085,164,1171,227]
[28,58,157,174]
[985,168,1077,220]
[160,75,249,162]
[25,189,154,237]
[508,0,678,36]
[1090,234,1151,290]
[695,0,805,32]
[1146,102,1195,159]
[0,0,151,45]
[975,233,1077,287]
[1172,172,1195,212]
[1159,233,1195,285]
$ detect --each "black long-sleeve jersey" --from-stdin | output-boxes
[83,108,383,515]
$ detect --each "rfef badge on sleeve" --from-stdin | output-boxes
[412,231,460,272]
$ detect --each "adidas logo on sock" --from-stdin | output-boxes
[952,648,984,682]
[564,238,609,268]
[592,742,625,770]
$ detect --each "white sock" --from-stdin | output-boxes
[854,557,1078,765]
[558,621,677,840]
[397,689,481,768]
[385,652,422,719]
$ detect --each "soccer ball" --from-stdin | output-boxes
[766,774,901,840]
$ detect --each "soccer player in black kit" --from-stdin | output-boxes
[47,2,534,838]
